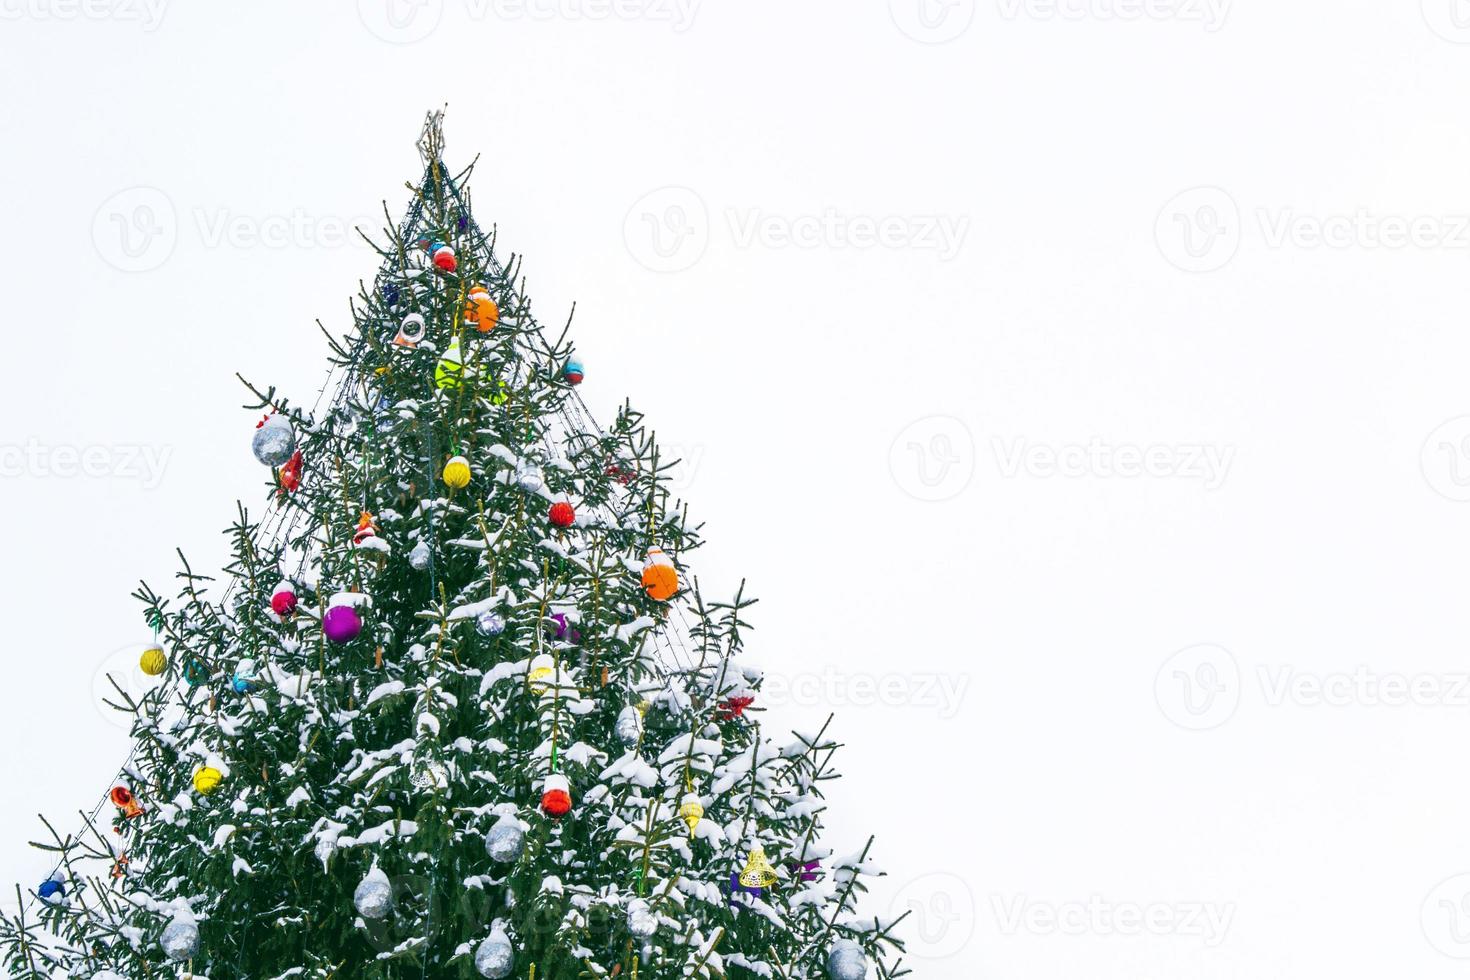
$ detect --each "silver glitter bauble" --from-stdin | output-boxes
[409,541,432,571]
[160,916,200,962]
[353,867,394,919]
[514,464,543,493]
[626,899,657,939]
[827,940,868,980]
[477,610,506,636]
[474,929,515,978]
[484,814,525,863]
[615,705,643,748]
[251,415,296,467]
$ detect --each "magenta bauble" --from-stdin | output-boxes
[323,605,363,644]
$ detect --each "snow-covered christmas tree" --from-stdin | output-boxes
[0,113,908,980]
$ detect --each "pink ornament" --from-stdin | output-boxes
[323,604,363,644]
[270,588,297,617]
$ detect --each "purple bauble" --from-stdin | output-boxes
[550,613,581,644]
[323,605,363,644]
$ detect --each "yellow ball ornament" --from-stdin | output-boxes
[443,455,472,490]
[193,767,223,796]
[139,646,167,676]
[527,655,556,697]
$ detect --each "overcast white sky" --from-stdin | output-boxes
[8,1,1470,977]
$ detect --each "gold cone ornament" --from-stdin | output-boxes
[678,793,704,838]
[739,845,779,889]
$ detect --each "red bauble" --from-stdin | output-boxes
[433,249,457,272]
[549,501,576,528]
[541,789,573,817]
[270,589,297,616]
[541,774,573,817]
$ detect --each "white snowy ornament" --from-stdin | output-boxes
[411,759,449,791]
[615,705,643,747]
[827,939,868,980]
[484,812,525,863]
[474,924,515,978]
[353,866,394,919]
[477,610,506,636]
[160,910,200,962]
[626,899,657,939]
[514,463,543,493]
[251,414,296,467]
[409,540,432,571]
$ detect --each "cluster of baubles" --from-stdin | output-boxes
[218,238,877,980]
[428,239,457,272]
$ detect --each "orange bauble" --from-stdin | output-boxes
[469,296,499,333]
[641,548,679,601]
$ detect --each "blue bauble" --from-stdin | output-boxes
[382,282,400,308]
[37,880,63,901]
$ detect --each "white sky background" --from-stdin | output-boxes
[5,1,1470,977]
